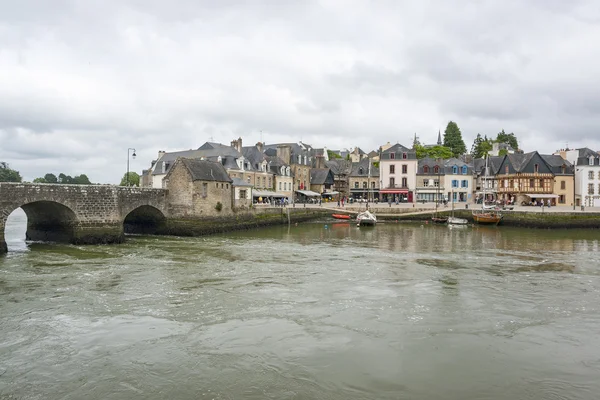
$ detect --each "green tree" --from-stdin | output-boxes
[58,173,73,184]
[72,174,91,184]
[496,129,519,150]
[426,145,453,159]
[0,162,22,182]
[498,149,509,156]
[120,172,140,186]
[470,133,493,158]
[443,121,467,158]
[414,144,428,159]
[33,177,47,183]
[327,150,342,159]
[44,173,58,183]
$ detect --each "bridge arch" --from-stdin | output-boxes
[1,201,79,247]
[123,205,166,235]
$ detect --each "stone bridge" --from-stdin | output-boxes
[0,183,168,254]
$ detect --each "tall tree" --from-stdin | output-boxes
[414,144,453,159]
[72,174,91,184]
[44,173,58,183]
[443,121,467,157]
[496,129,519,150]
[120,172,140,186]
[470,134,493,158]
[0,162,22,182]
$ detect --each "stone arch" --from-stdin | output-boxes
[0,201,79,251]
[123,205,166,235]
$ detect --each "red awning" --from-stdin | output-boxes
[380,189,409,194]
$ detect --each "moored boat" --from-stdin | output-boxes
[332,214,351,220]
[447,216,468,225]
[356,210,377,226]
[472,211,502,225]
[432,216,448,224]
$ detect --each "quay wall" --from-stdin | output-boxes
[382,209,600,229]
[159,207,329,237]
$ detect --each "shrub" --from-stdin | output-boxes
[215,202,223,212]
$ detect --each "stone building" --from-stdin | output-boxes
[310,168,335,195]
[163,158,233,217]
[559,147,600,207]
[416,158,445,203]
[443,158,474,203]
[348,158,380,201]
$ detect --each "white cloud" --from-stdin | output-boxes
[1,0,600,183]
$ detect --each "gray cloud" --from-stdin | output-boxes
[1,0,600,183]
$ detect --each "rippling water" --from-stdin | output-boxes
[2,209,600,399]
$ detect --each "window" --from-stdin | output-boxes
[452,180,458,188]
[561,165,566,174]
[402,152,407,159]
[561,180,566,190]
[239,189,246,199]
[462,166,468,175]
[226,184,229,189]
[355,182,359,188]
[247,176,251,183]
[539,179,544,188]
[389,177,395,187]
[590,157,595,166]
[268,178,272,187]
[402,177,407,187]
[558,194,565,204]
[202,183,208,197]
[284,182,287,190]
[433,166,439,174]
[534,164,539,173]
[423,166,429,173]
[453,166,458,174]
[363,182,367,189]
[279,182,282,190]
[505,165,509,174]
[390,153,395,159]
[402,164,407,174]
[390,165,395,174]
[589,171,594,180]
[371,182,375,189]
[461,180,468,188]
[359,167,364,175]
[423,179,429,187]
[529,178,535,188]
[589,183,594,195]
[434,180,439,187]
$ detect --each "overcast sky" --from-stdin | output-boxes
[1,0,599,183]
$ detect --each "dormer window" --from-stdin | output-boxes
[359,167,364,175]
[462,166,468,175]
[452,166,458,174]
[402,153,407,159]
[423,166,429,173]
[433,166,439,174]
[390,153,395,160]
[534,163,539,173]
[561,165,566,174]
[590,156,595,166]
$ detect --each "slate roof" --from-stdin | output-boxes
[472,156,505,176]
[176,158,232,182]
[241,146,266,170]
[310,169,334,185]
[575,148,600,166]
[417,158,445,174]
[349,158,380,177]
[325,159,353,176]
[444,158,473,174]
[380,143,417,160]
[541,155,573,175]
[231,177,253,187]
[506,152,536,172]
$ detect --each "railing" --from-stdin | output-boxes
[497,187,553,193]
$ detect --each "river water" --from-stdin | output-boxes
[2,208,600,400]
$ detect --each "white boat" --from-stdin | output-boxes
[357,210,377,226]
[448,190,468,225]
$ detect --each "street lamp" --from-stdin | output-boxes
[127,148,136,186]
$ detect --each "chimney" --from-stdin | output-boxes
[237,137,243,152]
[315,154,325,169]
[277,144,291,165]
[256,142,264,153]
[158,150,165,159]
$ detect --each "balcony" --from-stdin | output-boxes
[497,187,552,193]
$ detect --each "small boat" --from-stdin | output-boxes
[447,194,468,225]
[332,214,351,220]
[472,211,502,225]
[431,216,448,224]
[356,210,377,226]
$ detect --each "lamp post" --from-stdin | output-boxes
[573,167,579,210]
[127,148,137,186]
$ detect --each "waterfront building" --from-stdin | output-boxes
[348,158,380,202]
[379,143,418,203]
[162,158,233,216]
[495,151,570,206]
[263,142,317,192]
[443,158,473,203]
[416,158,445,203]
[472,156,503,202]
[541,154,574,206]
[325,159,353,199]
[309,168,335,197]
[559,148,600,207]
